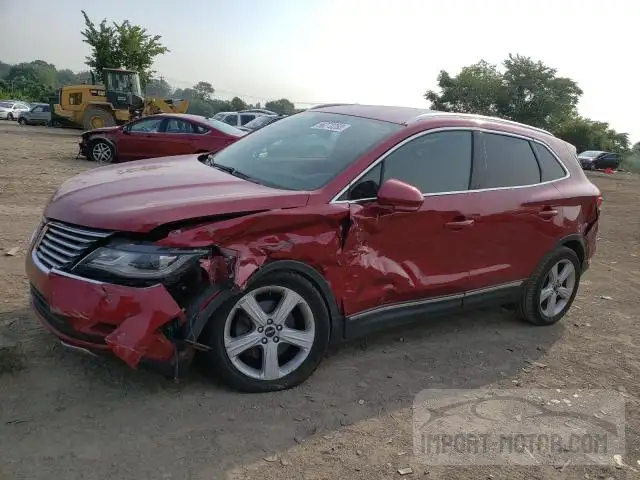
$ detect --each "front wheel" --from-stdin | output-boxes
[518,246,581,326]
[88,139,115,164]
[7,113,13,121]
[200,271,331,392]
[18,117,27,125]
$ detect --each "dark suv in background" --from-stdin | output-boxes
[26,104,602,392]
[577,150,621,170]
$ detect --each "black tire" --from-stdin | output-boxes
[200,271,331,392]
[88,138,116,164]
[18,117,27,125]
[518,246,581,326]
[7,113,13,121]
[83,107,116,130]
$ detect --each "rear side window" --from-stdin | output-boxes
[382,130,472,194]
[240,114,255,125]
[532,143,566,181]
[480,133,540,188]
[222,114,237,126]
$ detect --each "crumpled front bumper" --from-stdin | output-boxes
[26,249,193,376]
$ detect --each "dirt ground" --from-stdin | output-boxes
[0,121,639,480]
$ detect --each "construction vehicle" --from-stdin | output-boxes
[49,68,189,130]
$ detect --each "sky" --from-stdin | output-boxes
[1,0,637,141]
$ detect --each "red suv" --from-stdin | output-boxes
[79,113,245,164]
[26,104,601,392]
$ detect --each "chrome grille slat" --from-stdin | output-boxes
[34,221,112,270]
[40,238,76,257]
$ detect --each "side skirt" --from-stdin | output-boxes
[344,281,524,340]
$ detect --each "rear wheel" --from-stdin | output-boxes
[7,113,13,121]
[88,139,115,164]
[200,271,331,392]
[83,107,116,130]
[518,246,581,326]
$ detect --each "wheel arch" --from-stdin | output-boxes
[555,234,586,270]
[88,136,118,158]
[248,260,345,343]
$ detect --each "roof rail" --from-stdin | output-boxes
[309,103,354,110]
[413,111,554,136]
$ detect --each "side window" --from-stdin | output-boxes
[194,124,210,134]
[32,107,43,113]
[382,130,472,193]
[43,105,51,112]
[480,133,541,188]
[531,143,566,181]
[223,114,238,126]
[129,117,164,133]
[240,114,255,125]
[165,118,195,133]
[69,93,82,105]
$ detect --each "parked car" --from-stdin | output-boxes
[212,109,279,128]
[238,114,286,132]
[18,103,51,126]
[79,113,246,164]
[577,150,621,170]
[26,104,601,392]
[0,101,31,120]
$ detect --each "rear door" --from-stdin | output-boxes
[155,117,201,156]
[117,117,167,161]
[463,131,566,292]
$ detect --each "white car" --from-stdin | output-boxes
[0,101,31,120]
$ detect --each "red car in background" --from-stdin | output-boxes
[79,113,246,164]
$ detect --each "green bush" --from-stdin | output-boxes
[621,153,640,173]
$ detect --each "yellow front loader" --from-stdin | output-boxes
[50,68,189,130]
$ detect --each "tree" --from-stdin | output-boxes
[230,96,247,111]
[265,98,295,115]
[554,117,630,154]
[80,10,169,86]
[145,77,173,97]
[193,81,214,101]
[425,54,582,130]
[632,142,640,154]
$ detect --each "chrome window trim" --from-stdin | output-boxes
[330,126,570,204]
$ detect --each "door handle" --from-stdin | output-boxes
[445,219,475,229]
[538,208,558,219]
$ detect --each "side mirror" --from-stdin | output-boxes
[122,125,130,134]
[377,179,424,212]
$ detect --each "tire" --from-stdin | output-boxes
[18,117,27,125]
[7,113,13,121]
[518,246,581,326]
[83,107,116,130]
[88,138,115,164]
[200,271,331,392]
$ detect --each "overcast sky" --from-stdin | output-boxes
[1,0,637,141]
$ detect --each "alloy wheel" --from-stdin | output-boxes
[92,142,112,164]
[539,259,576,317]
[223,285,316,381]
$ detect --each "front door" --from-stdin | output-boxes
[340,129,475,316]
[157,117,200,156]
[117,117,166,161]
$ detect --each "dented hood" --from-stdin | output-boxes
[45,155,310,232]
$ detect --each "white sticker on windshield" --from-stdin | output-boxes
[310,121,351,133]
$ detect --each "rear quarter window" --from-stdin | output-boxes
[531,142,567,181]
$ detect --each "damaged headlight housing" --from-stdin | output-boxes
[73,242,208,283]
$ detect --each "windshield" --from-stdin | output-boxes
[203,117,245,136]
[579,151,602,158]
[211,111,402,191]
[106,70,143,97]
[245,115,277,129]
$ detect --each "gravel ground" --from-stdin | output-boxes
[0,121,639,479]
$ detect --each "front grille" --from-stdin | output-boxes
[35,221,112,270]
[30,285,105,344]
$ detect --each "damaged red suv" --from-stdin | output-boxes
[26,104,601,392]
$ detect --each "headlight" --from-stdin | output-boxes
[74,242,208,281]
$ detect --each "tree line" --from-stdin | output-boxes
[1,11,637,168]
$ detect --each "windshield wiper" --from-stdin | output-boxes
[206,156,258,183]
